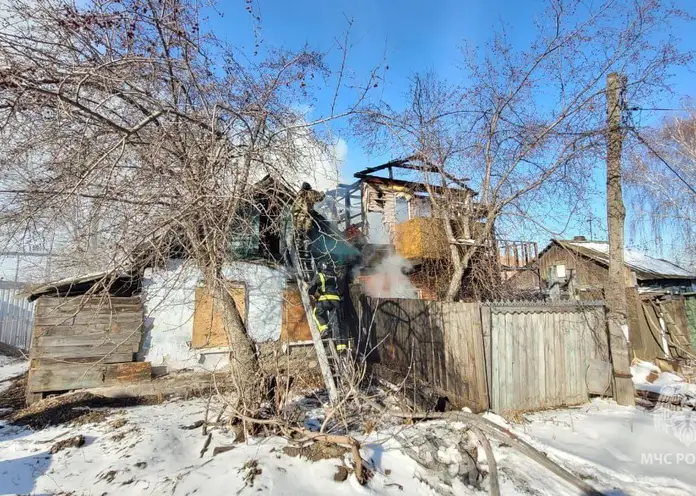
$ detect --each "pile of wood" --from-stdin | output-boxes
[26,296,151,404]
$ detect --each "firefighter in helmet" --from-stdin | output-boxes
[308,260,347,352]
[292,182,325,235]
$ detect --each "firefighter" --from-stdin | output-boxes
[308,260,347,352]
[292,182,325,236]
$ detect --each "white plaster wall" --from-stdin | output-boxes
[140,259,287,371]
[221,262,286,343]
[140,260,201,370]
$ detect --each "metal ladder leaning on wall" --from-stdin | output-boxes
[289,237,340,403]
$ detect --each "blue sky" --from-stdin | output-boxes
[208,0,696,257]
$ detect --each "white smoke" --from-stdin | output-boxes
[364,254,420,299]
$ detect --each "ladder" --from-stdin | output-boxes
[289,236,340,403]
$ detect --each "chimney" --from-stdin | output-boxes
[572,235,587,242]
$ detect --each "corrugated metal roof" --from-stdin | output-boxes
[561,241,696,280]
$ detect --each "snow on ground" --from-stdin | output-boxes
[1,390,695,495]
[0,355,27,395]
[0,397,467,496]
[501,399,696,495]
[631,360,696,407]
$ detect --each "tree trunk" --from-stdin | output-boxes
[209,275,263,413]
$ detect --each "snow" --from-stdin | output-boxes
[1,392,695,495]
[0,398,435,496]
[0,355,27,394]
[504,400,696,495]
[566,241,695,278]
[631,360,696,406]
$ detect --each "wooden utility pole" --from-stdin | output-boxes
[605,72,635,406]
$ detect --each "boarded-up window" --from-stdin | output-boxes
[191,284,246,349]
[280,287,311,342]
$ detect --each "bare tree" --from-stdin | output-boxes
[626,105,696,264]
[357,0,691,300]
[0,0,376,412]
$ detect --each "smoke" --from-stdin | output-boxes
[363,254,420,299]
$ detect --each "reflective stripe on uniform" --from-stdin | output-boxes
[336,344,347,352]
[319,272,326,293]
[312,307,328,333]
[318,294,341,301]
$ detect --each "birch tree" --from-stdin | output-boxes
[626,106,696,263]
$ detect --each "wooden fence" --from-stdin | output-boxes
[357,296,488,412]
[357,296,610,414]
[483,301,608,413]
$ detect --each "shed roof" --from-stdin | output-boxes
[553,240,696,280]
[23,270,139,301]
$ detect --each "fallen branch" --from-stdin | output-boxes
[291,430,366,485]
[200,433,212,458]
[387,410,601,496]
[469,426,500,496]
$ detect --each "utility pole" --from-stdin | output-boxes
[606,72,635,406]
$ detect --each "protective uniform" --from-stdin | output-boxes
[308,263,347,351]
[292,182,325,234]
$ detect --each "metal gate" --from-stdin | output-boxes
[0,283,35,350]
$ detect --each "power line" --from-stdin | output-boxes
[628,127,696,197]
[629,107,690,112]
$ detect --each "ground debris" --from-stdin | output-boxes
[0,373,27,418]
[397,423,480,487]
[50,435,85,454]
[333,465,349,482]
[181,419,205,430]
[213,445,235,456]
[9,392,156,429]
[98,470,118,483]
[239,459,262,491]
[110,417,128,429]
[283,442,349,462]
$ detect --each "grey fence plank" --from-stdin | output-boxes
[487,302,608,413]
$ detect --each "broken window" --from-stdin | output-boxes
[229,209,261,259]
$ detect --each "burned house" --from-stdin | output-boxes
[327,158,494,300]
[21,176,353,401]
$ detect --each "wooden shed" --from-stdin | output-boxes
[25,271,151,404]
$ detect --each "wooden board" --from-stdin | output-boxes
[280,287,312,342]
[35,314,143,326]
[35,332,142,348]
[34,321,143,338]
[191,284,246,349]
[28,361,151,393]
[104,362,152,384]
[36,295,142,311]
[31,354,134,366]
[27,295,146,400]
[32,343,137,359]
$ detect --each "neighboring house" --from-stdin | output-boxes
[513,237,696,296]
[512,237,696,361]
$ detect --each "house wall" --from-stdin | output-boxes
[513,243,633,291]
[140,259,287,371]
